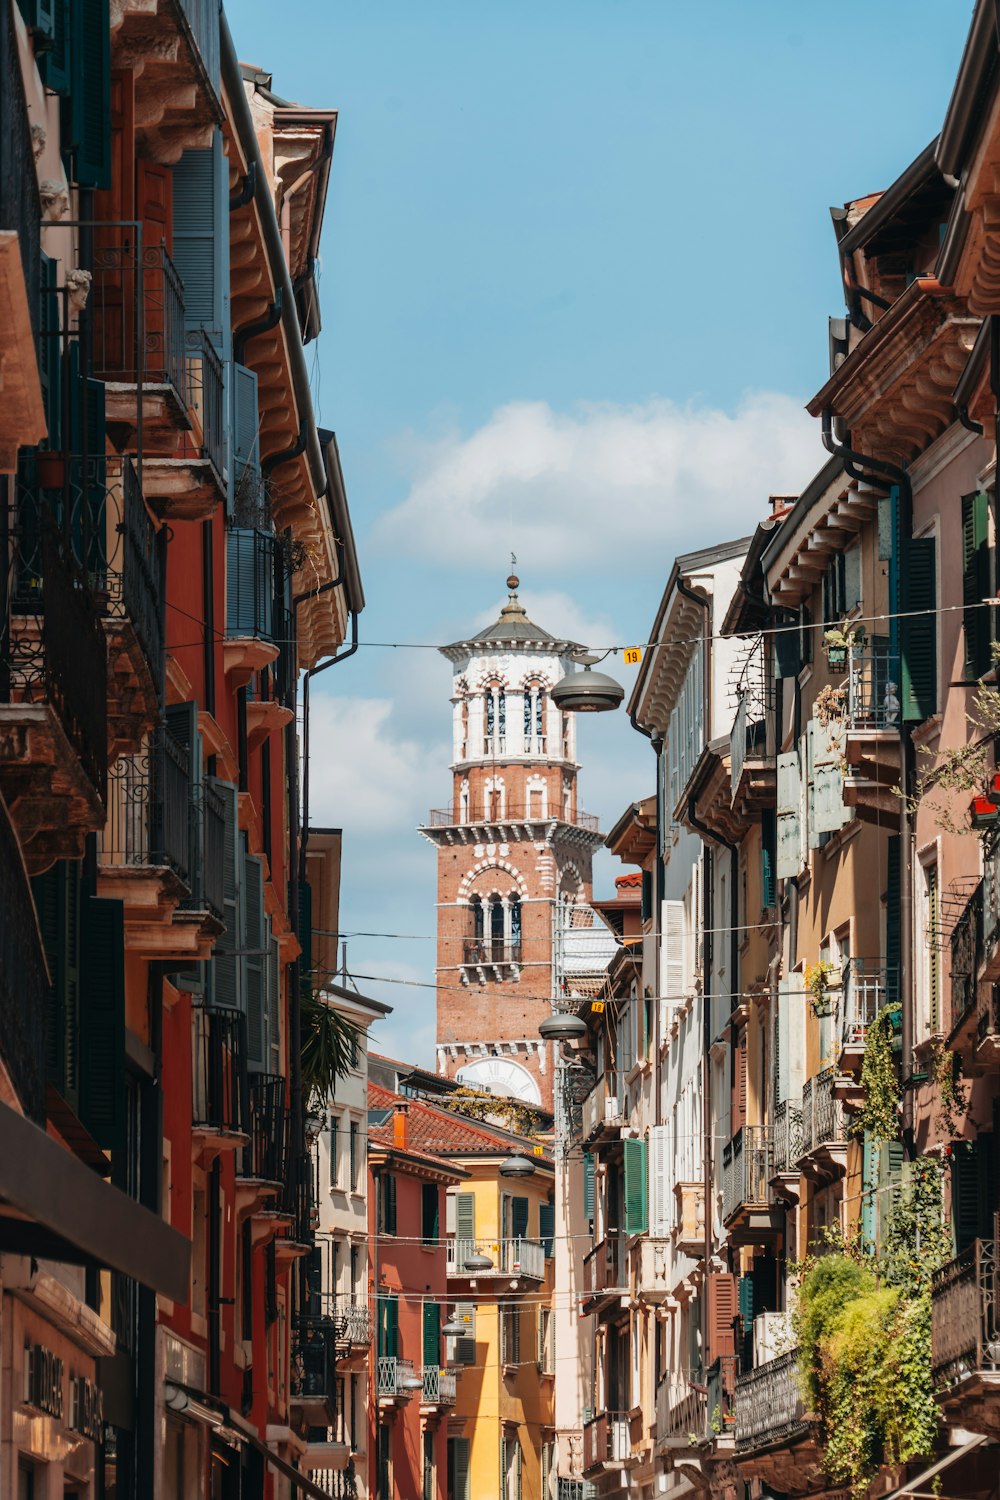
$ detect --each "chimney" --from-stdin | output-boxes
[393,1102,408,1149]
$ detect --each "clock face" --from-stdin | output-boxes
[455,1057,541,1105]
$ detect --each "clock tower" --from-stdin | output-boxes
[420,576,609,1111]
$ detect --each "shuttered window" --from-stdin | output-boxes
[662,899,685,1002]
[927,863,941,1034]
[760,807,777,910]
[33,859,82,1111]
[231,364,260,501]
[212,781,242,1009]
[583,1153,595,1222]
[623,1137,648,1236]
[243,853,266,1068]
[776,749,802,879]
[885,837,901,1008]
[539,1200,555,1256]
[951,1136,997,1254]
[379,1173,397,1235]
[79,895,126,1151]
[171,129,230,348]
[962,492,991,680]
[511,1195,529,1240]
[377,1293,398,1358]
[448,1437,471,1500]
[421,1182,439,1245]
[809,717,848,840]
[454,1191,476,1241]
[648,1123,671,1237]
[450,1302,476,1365]
[707,1272,737,1363]
[422,1300,440,1367]
[68,0,111,187]
[901,535,938,723]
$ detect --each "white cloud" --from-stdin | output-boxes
[377,392,822,570]
[307,692,443,839]
[473,588,618,650]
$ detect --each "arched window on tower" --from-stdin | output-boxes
[486,683,506,755]
[467,896,484,963]
[490,894,505,960]
[509,894,522,962]
[524,681,546,754]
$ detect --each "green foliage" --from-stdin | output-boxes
[437,1086,540,1138]
[300,985,361,1109]
[855,1008,899,1143]
[879,1156,951,1296]
[930,1043,969,1139]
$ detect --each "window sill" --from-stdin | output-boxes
[502,1363,519,1379]
[820,818,861,863]
[625,1061,650,1086]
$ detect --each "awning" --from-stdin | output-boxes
[0,1099,190,1301]
[167,1384,336,1500]
[882,1435,993,1499]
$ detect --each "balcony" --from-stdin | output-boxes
[581,1235,627,1312]
[950,882,984,1061]
[722,1127,782,1241]
[841,642,902,823]
[377,1355,417,1404]
[326,1295,372,1358]
[224,527,282,688]
[91,239,189,443]
[290,1315,338,1426]
[583,1412,630,1474]
[422,803,601,846]
[673,1180,705,1257]
[279,1152,316,1257]
[0,794,47,1123]
[1,519,107,873]
[308,1464,357,1499]
[771,1099,803,1181]
[932,1238,1000,1428]
[461,937,522,971]
[421,1364,458,1407]
[734,1350,818,1487]
[655,1379,706,1452]
[110,0,221,165]
[237,1073,286,1196]
[635,1236,672,1302]
[581,1071,625,1145]
[191,1005,248,1155]
[730,638,776,816]
[707,1355,737,1445]
[798,1068,847,1181]
[447,1237,546,1283]
[839,957,899,1070]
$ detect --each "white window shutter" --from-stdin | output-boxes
[776,750,801,879]
[662,899,685,1001]
[811,717,849,835]
[648,1124,671,1236]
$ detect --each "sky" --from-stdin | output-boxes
[230,0,970,1064]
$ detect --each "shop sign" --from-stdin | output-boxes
[24,1344,64,1418]
[71,1376,104,1442]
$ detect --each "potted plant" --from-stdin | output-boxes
[822,623,864,672]
[804,959,841,1017]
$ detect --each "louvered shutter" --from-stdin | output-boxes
[265,932,281,1073]
[962,493,991,680]
[978,1133,997,1241]
[773,617,800,679]
[454,1191,476,1241]
[386,1174,397,1235]
[423,1300,440,1368]
[583,1153,595,1222]
[776,978,791,1105]
[810,717,848,837]
[68,0,111,188]
[760,807,777,909]
[732,1029,748,1131]
[623,1137,648,1236]
[231,364,260,495]
[641,870,652,923]
[511,1196,529,1240]
[79,896,126,1150]
[885,837,901,1005]
[776,750,801,878]
[244,854,265,1067]
[927,863,941,1031]
[452,1302,476,1366]
[539,1200,555,1256]
[212,783,242,1010]
[877,1141,905,1245]
[707,1272,737,1363]
[41,0,70,94]
[951,1141,980,1254]
[738,1274,754,1325]
[901,537,937,722]
[860,1131,877,1250]
[165,700,200,898]
[379,1294,398,1359]
[171,129,230,348]
[33,860,81,1108]
[662,899,685,1001]
[451,1437,471,1500]
[648,1123,671,1236]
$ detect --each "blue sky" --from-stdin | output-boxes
[230,0,969,1062]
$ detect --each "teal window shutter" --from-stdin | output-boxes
[423,1300,440,1367]
[40,0,70,92]
[775,750,801,879]
[226,528,274,641]
[172,129,230,347]
[539,1200,554,1256]
[511,1196,529,1240]
[211,781,242,1010]
[876,1140,905,1245]
[951,1140,981,1254]
[33,860,82,1110]
[244,852,266,1068]
[68,0,111,188]
[378,1293,398,1358]
[17,0,56,44]
[772,616,800,679]
[623,1137,648,1236]
[860,1131,877,1250]
[583,1152,595,1222]
[231,364,260,493]
[962,493,991,680]
[760,807,777,909]
[900,536,937,722]
[79,895,126,1151]
[738,1274,754,1324]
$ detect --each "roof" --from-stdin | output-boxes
[321,980,392,1017]
[441,574,580,658]
[368,1082,554,1166]
[833,139,951,260]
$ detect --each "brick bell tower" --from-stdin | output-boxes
[420,574,605,1111]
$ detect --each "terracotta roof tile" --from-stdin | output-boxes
[368,1083,553,1165]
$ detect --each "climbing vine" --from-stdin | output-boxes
[930,1043,969,1139]
[437,1086,541,1139]
[855,1008,900,1142]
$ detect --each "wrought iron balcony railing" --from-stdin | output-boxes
[447,1237,546,1281]
[186,329,225,482]
[421,1365,457,1405]
[799,1067,845,1158]
[722,1126,772,1221]
[734,1349,809,1454]
[841,957,898,1049]
[730,636,776,795]
[192,1004,247,1136]
[282,1150,315,1246]
[952,881,984,1033]
[426,804,600,832]
[323,1294,372,1350]
[309,1463,357,1499]
[100,728,193,885]
[291,1315,338,1410]
[377,1356,416,1399]
[0,795,47,1123]
[772,1099,803,1174]
[583,1412,630,1470]
[1,0,40,332]
[462,938,522,965]
[239,1072,286,1184]
[844,641,901,730]
[931,1238,1000,1392]
[91,239,187,408]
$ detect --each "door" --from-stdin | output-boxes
[93,69,135,380]
[137,160,174,385]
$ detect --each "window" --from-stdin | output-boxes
[350,1243,360,1294]
[377,1424,391,1500]
[486,684,506,751]
[920,857,941,1036]
[448,1437,471,1500]
[502,1306,521,1366]
[329,1117,339,1188]
[537,1306,553,1372]
[502,1435,522,1500]
[510,895,521,957]
[962,492,991,680]
[423,1430,435,1500]
[421,1182,439,1245]
[378,1173,397,1235]
[349,1121,359,1191]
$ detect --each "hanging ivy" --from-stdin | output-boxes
[930,1043,969,1139]
[855,1008,900,1142]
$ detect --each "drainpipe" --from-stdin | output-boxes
[229,160,257,213]
[263,416,308,479]
[821,410,915,1146]
[233,287,283,368]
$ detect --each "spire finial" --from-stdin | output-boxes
[507,552,519,593]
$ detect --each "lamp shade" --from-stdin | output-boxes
[551,664,624,714]
[499,1154,536,1178]
[464,1253,494,1272]
[539,1012,587,1042]
[443,1319,468,1336]
[400,1374,425,1391]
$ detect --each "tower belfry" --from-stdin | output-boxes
[420,576,607,1110]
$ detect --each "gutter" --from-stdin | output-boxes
[936,0,997,179]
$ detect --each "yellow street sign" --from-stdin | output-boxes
[591,1000,605,1013]
[623,647,642,665]
[533,1144,544,1156]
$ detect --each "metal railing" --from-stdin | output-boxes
[310,1464,357,1499]
[845,641,900,730]
[421,1365,457,1404]
[282,1150,315,1245]
[583,1413,629,1469]
[426,804,600,833]
[656,1379,705,1444]
[325,1295,372,1349]
[192,1005,247,1135]
[186,330,225,481]
[581,1070,625,1138]
[202,779,225,919]
[952,881,984,1031]
[40,524,109,803]
[722,1126,772,1221]
[226,527,277,641]
[730,636,775,793]
[800,1067,845,1158]
[583,1235,627,1299]
[462,938,523,965]
[114,457,164,680]
[0,795,47,1123]
[290,1316,337,1408]
[773,1098,803,1173]
[100,729,192,884]
[931,1238,1000,1391]
[377,1356,415,1399]
[557,1482,597,1500]
[841,957,898,1049]
[707,1355,737,1438]
[447,1237,546,1280]
[91,240,187,407]
[239,1073,286,1183]
[734,1349,808,1454]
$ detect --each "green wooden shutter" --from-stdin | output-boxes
[244,853,265,1067]
[79,895,126,1150]
[511,1196,529,1240]
[384,1173,397,1235]
[265,932,280,1074]
[760,807,777,909]
[454,1192,476,1241]
[738,1274,754,1325]
[877,1140,905,1246]
[539,1200,554,1256]
[951,1141,981,1254]
[885,836,901,1003]
[423,1300,440,1368]
[378,1294,398,1358]
[623,1137,648,1236]
[962,493,991,680]
[977,1133,997,1241]
[583,1153,595,1221]
[901,537,937,722]
[450,1437,471,1500]
[776,749,801,879]
[68,0,111,188]
[212,781,241,1010]
[40,0,70,91]
[17,0,55,39]
[171,130,229,347]
[860,1131,877,1250]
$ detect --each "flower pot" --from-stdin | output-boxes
[37,452,66,488]
[811,996,833,1018]
[825,646,848,671]
[971,795,999,829]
